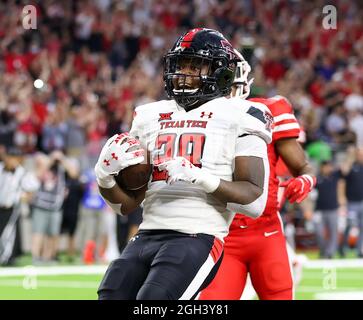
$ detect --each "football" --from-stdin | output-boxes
[114,140,152,191]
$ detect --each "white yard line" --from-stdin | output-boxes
[0,259,361,278]
[304,259,363,269]
[297,286,363,293]
[314,292,363,300]
[0,279,99,289]
[301,273,363,280]
[0,265,108,277]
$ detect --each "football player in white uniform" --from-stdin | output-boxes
[94,28,273,300]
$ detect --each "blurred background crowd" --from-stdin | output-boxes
[0,0,363,266]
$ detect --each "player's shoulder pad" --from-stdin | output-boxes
[134,99,172,114]
[249,96,294,117]
[230,98,273,144]
[266,95,294,117]
[133,100,173,123]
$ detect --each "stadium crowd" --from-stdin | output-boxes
[0,0,363,265]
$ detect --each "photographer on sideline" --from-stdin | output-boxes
[0,146,39,265]
[31,150,78,264]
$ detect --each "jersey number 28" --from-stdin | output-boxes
[152,133,206,182]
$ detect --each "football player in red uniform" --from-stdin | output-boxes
[200,50,316,300]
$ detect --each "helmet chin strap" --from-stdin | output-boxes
[173,75,205,110]
[173,79,229,111]
[174,95,202,111]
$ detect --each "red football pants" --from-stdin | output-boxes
[199,215,293,300]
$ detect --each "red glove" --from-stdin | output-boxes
[280,174,316,204]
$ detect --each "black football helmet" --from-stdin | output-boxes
[164,28,238,111]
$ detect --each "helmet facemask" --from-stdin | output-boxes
[164,28,238,111]
[164,53,232,111]
[231,49,254,99]
[171,55,211,107]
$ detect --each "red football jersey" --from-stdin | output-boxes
[234,96,300,222]
[200,96,298,301]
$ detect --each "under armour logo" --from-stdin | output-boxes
[158,112,173,121]
[104,153,120,166]
[200,112,213,119]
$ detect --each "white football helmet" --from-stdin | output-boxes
[231,49,254,99]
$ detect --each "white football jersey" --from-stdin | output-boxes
[130,97,272,240]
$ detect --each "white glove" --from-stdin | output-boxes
[158,157,220,193]
[95,133,145,188]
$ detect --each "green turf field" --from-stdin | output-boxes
[295,267,363,300]
[0,274,103,300]
[0,258,362,300]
